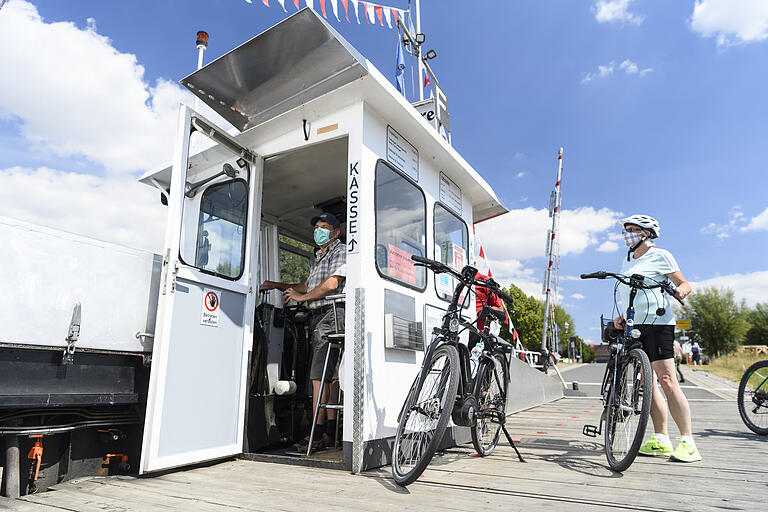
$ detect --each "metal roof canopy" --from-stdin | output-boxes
[180,8,368,132]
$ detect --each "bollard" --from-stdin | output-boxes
[2,435,20,498]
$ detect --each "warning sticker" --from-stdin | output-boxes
[201,288,220,327]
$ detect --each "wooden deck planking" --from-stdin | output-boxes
[2,391,764,512]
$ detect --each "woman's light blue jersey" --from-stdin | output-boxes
[619,247,679,325]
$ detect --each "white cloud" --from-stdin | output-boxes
[690,0,768,47]
[740,206,768,232]
[619,59,653,77]
[571,293,586,300]
[700,206,747,240]
[582,59,652,83]
[0,1,235,252]
[597,240,620,252]
[0,1,231,175]
[594,0,644,26]
[475,206,621,296]
[690,271,768,306]
[0,166,165,252]
[515,171,526,179]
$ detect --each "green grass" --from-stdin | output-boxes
[700,352,768,383]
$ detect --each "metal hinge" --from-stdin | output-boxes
[61,303,82,365]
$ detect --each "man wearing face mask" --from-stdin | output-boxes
[612,215,699,462]
[260,212,346,452]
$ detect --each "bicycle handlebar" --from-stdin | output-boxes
[410,255,514,307]
[580,270,684,304]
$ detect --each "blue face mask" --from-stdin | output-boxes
[314,227,332,246]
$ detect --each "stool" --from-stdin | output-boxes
[307,295,345,456]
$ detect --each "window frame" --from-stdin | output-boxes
[373,159,428,292]
[433,201,470,304]
[180,177,249,281]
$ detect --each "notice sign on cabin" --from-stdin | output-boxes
[387,244,417,285]
[386,126,419,182]
[201,288,220,327]
[439,172,462,215]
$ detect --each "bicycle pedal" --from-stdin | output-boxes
[582,424,598,437]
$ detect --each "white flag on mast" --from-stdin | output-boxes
[383,6,392,28]
[330,0,340,20]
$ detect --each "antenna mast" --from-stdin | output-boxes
[541,148,567,386]
[194,31,209,110]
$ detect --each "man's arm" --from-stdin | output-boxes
[284,275,343,303]
[260,281,308,293]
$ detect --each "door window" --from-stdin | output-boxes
[185,180,248,279]
[434,203,469,301]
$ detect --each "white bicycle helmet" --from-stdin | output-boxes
[620,214,660,239]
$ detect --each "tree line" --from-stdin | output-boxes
[497,283,596,363]
[494,283,767,362]
[677,288,767,357]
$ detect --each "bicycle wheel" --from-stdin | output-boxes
[604,347,652,472]
[471,354,508,456]
[738,360,768,436]
[391,344,460,486]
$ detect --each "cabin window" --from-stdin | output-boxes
[279,234,313,284]
[375,160,426,291]
[433,203,469,301]
[190,180,248,279]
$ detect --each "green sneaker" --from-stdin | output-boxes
[638,434,673,457]
[670,439,701,463]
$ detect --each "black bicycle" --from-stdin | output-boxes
[738,359,768,436]
[581,271,682,471]
[391,256,523,486]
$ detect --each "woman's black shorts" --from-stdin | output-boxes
[635,324,675,362]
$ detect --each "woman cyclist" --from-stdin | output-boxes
[613,215,700,463]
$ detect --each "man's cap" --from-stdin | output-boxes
[311,212,340,230]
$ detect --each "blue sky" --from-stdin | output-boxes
[1,0,766,344]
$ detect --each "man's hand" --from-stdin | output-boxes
[260,281,274,291]
[613,316,625,330]
[283,288,305,303]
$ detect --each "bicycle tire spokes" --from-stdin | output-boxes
[472,355,506,456]
[738,360,768,436]
[395,350,453,474]
[605,348,652,471]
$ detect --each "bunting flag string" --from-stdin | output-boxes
[245,0,408,31]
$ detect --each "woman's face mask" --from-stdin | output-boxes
[623,230,645,248]
[314,227,332,246]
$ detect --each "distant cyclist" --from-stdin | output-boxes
[613,215,700,463]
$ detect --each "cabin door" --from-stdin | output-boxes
[140,106,262,473]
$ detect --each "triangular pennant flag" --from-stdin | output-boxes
[262,0,269,6]
[305,0,314,9]
[277,0,287,11]
[244,0,253,3]
[366,2,376,24]
[330,0,340,21]
[350,0,360,23]
[293,0,300,9]
[320,0,327,18]
[383,6,392,28]
[393,8,399,28]
[341,0,350,21]
[360,1,369,24]
[375,5,384,26]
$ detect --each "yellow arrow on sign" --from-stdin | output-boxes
[676,320,691,330]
